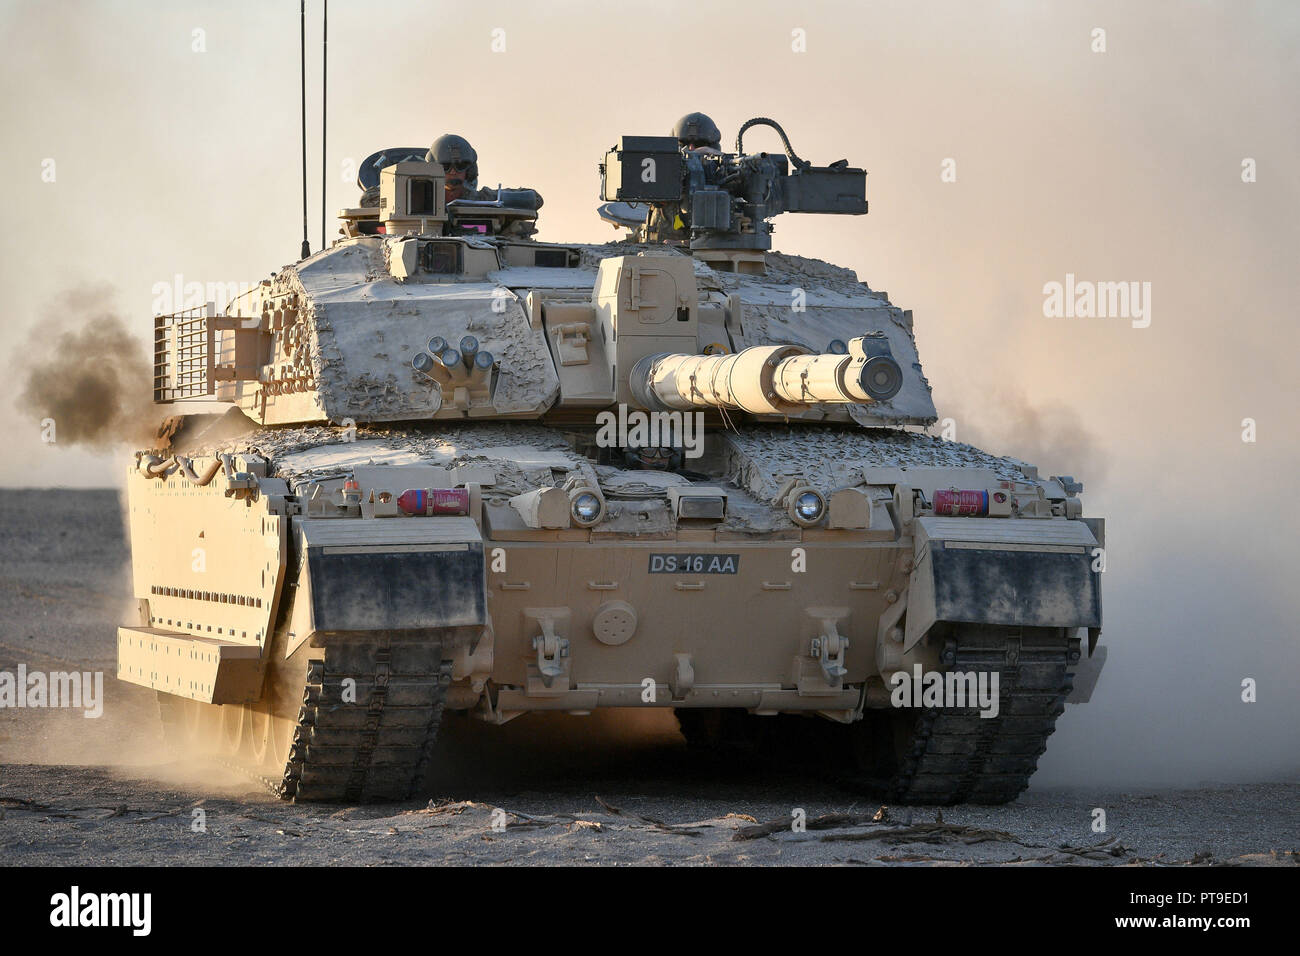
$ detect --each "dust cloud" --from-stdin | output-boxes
[14,288,156,451]
[935,388,1108,486]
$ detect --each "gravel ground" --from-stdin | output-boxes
[0,490,1296,867]
[1,745,1297,866]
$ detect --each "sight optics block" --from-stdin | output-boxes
[379,159,447,233]
[601,136,683,202]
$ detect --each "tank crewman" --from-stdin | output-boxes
[672,111,723,152]
[357,133,498,208]
[432,133,548,237]
[645,112,723,243]
[428,133,498,203]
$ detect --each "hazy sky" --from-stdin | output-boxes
[1,0,1297,785]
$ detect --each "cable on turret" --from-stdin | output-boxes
[734,117,810,170]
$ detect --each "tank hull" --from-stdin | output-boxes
[128,422,1103,803]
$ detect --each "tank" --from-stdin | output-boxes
[121,117,1106,804]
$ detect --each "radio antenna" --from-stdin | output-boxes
[299,0,310,259]
[320,0,328,251]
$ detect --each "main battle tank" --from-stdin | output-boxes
[121,117,1106,803]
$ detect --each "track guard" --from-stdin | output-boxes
[904,517,1102,651]
[287,516,487,657]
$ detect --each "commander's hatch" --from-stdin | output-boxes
[338,146,434,237]
[340,189,543,239]
[339,146,543,239]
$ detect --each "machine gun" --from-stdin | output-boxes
[599,117,867,262]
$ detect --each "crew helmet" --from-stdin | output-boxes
[428,133,479,184]
[671,112,721,150]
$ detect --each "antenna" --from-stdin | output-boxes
[321,0,327,251]
[299,0,310,259]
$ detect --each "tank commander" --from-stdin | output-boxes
[672,111,723,153]
[427,133,498,203]
[352,133,543,238]
[645,111,723,243]
[358,133,497,207]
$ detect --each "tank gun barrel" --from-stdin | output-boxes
[629,335,902,416]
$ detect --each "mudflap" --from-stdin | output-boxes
[904,516,1102,651]
[287,516,487,656]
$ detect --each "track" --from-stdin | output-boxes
[160,636,453,802]
[878,625,1079,805]
[676,625,1080,805]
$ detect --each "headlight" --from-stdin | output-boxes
[788,487,826,527]
[571,490,604,526]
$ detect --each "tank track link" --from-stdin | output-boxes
[878,625,1080,805]
[278,638,452,802]
[162,637,452,803]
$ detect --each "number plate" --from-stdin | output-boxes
[648,553,740,574]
